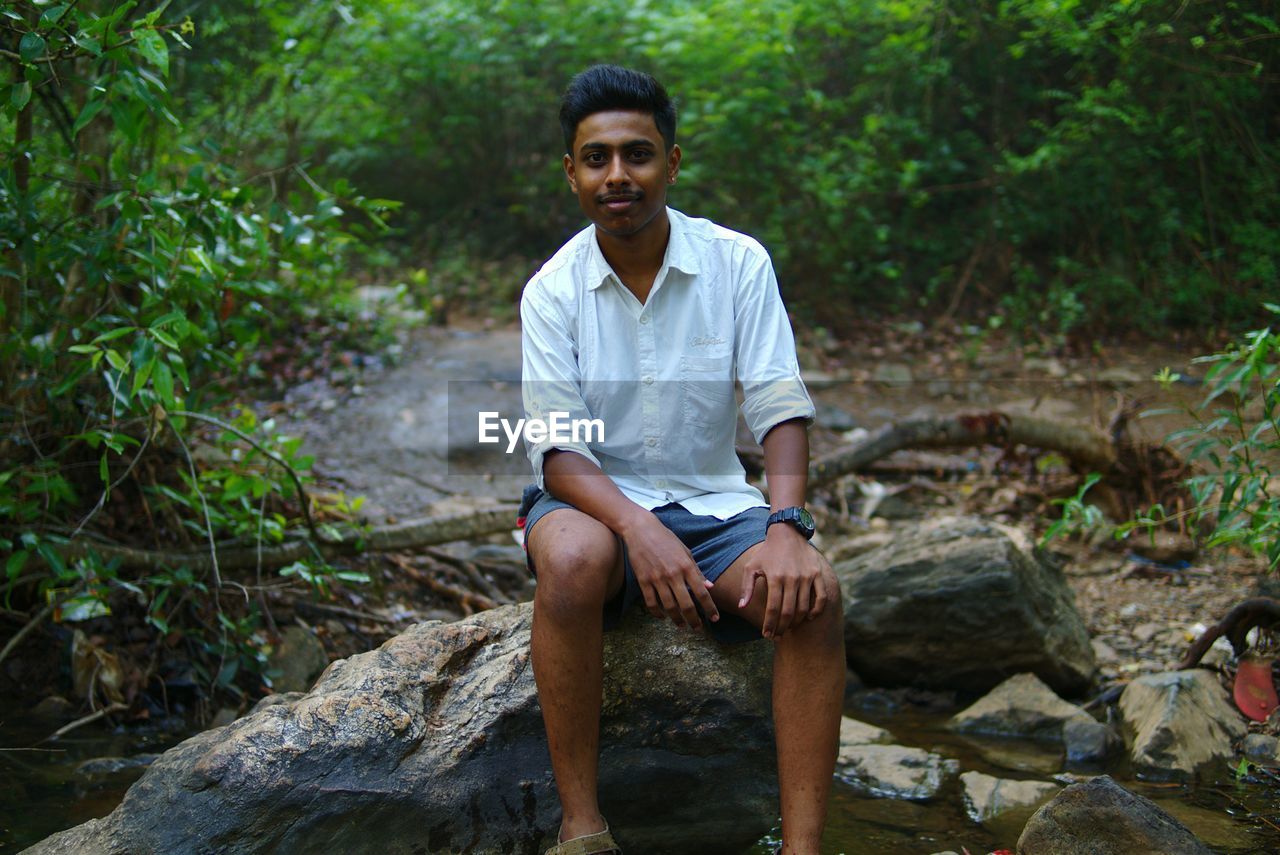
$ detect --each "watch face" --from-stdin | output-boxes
[797,508,815,531]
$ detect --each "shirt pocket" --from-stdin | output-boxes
[679,354,735,428]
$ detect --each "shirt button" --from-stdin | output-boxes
[639,315,650,324]
[642,375,654,385]
[645,437,658,447]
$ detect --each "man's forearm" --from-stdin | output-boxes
[760,418,809,511]
[543,449,651,536]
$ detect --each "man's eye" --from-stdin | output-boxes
[630,150,653,160]
[585,153,606,165]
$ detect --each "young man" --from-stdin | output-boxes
[518,65,845,855]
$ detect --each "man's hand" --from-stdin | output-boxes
[620,512,720,630]
[738,523,829,640]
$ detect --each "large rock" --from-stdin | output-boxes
[949,673,1095,741]
[1118,669,1247,780]
[837,516,1096,694]
[25,605,774,855]
[1017,775,1213,854]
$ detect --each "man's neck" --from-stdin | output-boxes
[595,209,672,305]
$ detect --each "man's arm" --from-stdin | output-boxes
[735,418,829,639]
[543,450,720,629]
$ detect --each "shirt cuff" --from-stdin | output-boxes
[742,377,816,445]
[529,442,603,491]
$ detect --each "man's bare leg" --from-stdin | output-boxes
[528,508,625,843]
[711,548,845,855]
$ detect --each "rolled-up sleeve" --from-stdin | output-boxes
[733,253,815,444]
[520,283,602,488]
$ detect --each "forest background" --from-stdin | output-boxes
[1,0,1278,703]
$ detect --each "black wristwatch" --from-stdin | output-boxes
[766,506,816,540]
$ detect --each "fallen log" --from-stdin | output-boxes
[1178,597,1280,670]
[57,505,520,574]
[807,410,1117,488]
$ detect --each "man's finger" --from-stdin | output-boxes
[691,571,720,623]
[776,580,799,637]
[762,578,781,639]
[809,572,827,619]
[657,584,683,627]
[674,583,702,630]
[796,576,811,624]
[738,569,759,610]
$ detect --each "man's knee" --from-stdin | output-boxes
[531,526,619,619]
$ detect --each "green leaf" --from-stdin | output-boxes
[105,349,129,373]
[92,326,135,344]
[6,550,29,581]
[130,354,154,398]
[135,29,169,76]
[11,81,32,111]
[99,452,110,485]
[153,360,175,405]
[149,328,179,349]
[73,97,106,136]
[19,32,47,62]
[68,344,99,354]
[39,4,71,29]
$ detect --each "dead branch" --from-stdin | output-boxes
[39,702,129,744]
[1179,597,1280,669]
[423,547,511,605]
[56,505,519,574]
[291,599,398,626]
[808,411,1117,488]
[388,555,497,614]
[0,602,54,670]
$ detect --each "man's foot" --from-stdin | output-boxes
[545,818,621,855]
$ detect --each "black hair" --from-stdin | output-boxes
[559,64,677,155]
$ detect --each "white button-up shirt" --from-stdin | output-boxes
[520,208,814,520]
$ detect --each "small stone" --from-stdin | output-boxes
[872,363,914,387]
[30,695,75,720]
[266,625,330,694]
[960,770,1058,825]
[75,754,159,779]
[1241,733,1280,766]
[1132,622,1164,644]
[836,743,959,800]
[209,706,239,728]
[1091,639,1120,664]
[838,716,893,748]
[1064,719,1118,766]
[949,673,1094,741]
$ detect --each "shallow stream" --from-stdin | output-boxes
[4,698,1277,853]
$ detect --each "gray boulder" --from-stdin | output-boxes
[949,673,1095,741]
[837,516,1096,694]
[1017,775,1212,854]
[25,605,775,855]
[1118,669,1246,780]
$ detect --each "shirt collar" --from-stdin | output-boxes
[585,207,701,291]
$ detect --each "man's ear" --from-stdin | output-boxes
[563,153,578,193]
[667,144,682,184]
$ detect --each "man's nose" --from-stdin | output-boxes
[605,154,629,185]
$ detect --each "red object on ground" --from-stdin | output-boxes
[1233,656,1279,721]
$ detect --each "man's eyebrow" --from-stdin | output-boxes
[578,139,658,153]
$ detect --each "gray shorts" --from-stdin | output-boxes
[518,484,767,644]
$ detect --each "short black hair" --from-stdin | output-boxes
[559,64,677,155]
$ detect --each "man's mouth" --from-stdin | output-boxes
[600,194,640,212]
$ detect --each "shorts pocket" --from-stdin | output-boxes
[679,355,734,428]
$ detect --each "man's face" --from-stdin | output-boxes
[564,110,681,240]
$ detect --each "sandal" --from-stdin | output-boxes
[543,821,622,855]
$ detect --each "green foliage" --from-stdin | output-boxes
[1039,472,1106,546]
[1130,304,1280,570]
[171,0,1278,330]
[1,0,387,699]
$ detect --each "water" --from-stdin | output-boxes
[4,700,1278,853]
